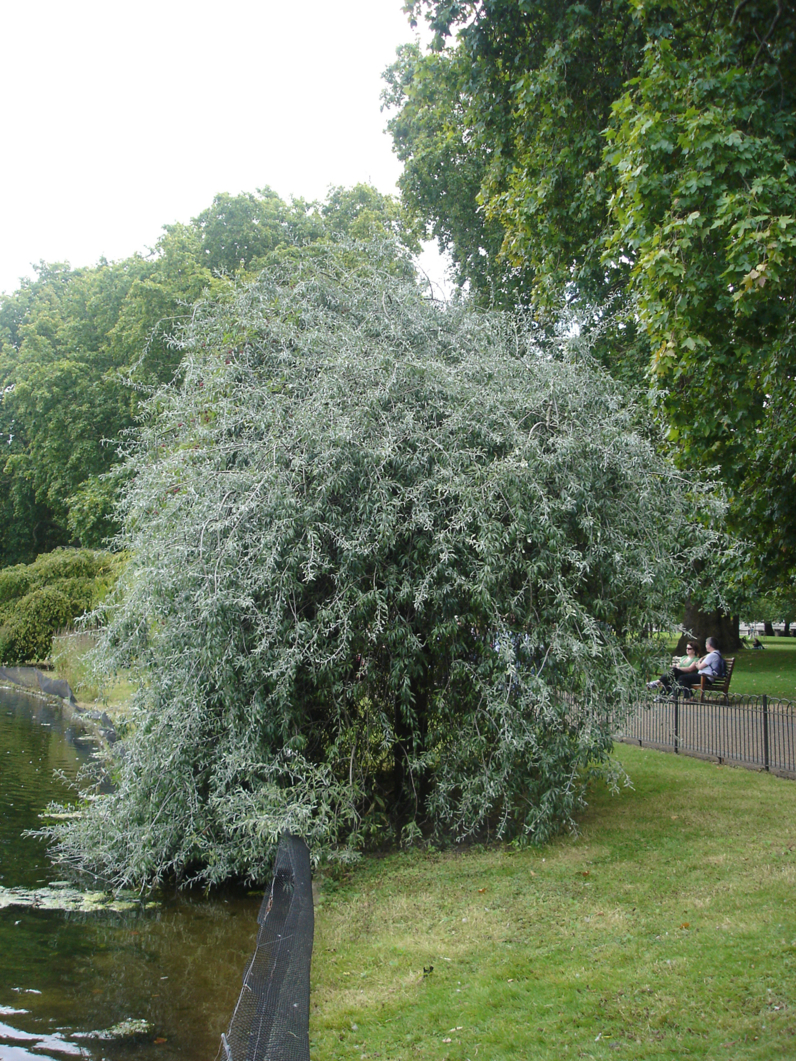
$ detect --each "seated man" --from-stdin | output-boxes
[648,637,725,699]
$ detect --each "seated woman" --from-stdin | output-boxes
[647,637,725,699]
[647,640,700,692]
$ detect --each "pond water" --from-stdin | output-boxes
[0,686,261,1061]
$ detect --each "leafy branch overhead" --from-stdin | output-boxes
[385,0,796,582]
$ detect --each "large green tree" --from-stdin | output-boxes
[383,1,645,313]
[0,185,415,566]
[0,261,147,560]
[44,245,720,888]
[385,0,796,603]
[604,12,796,576]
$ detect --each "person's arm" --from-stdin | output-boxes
[697,651,718,672]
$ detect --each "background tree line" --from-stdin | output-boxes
[383,0,796,644]
[0,184,416,568]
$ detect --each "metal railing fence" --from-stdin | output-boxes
[615,694,796,776]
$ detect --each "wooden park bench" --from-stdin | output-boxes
[695,656,735,703]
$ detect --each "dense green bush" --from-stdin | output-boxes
[4,588,75,663]
[43,245,726,889]
[0,548,124,664]
[0,565,33,605]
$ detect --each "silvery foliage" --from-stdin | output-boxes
[45,244,724,888]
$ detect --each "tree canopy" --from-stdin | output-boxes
[44,246,720,888]
[0,184,415,567]
[384,0,796,589]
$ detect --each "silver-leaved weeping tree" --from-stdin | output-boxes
[44,242,724,888]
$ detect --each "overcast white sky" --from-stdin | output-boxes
[0,0,447,297]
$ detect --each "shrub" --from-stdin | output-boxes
[0,548,124,665]
[0,564,32,606]
[43,245,725,889]
[4,587,75,663]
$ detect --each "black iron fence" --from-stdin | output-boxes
[616,694,796,776]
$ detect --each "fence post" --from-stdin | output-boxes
[762,695,770,772]
[674,696,680,754]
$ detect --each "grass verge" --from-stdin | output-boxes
[730,638,796,700]
[310,744,796,1060]
[51,631,135,711]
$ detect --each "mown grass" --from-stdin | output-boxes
[310,745,796,1060]
[730,638,796,700]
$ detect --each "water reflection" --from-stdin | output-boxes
[0,691,98,891]
[0,687,261,1061]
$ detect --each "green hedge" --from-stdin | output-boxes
[0,565,33,605]
[0,548,124,665]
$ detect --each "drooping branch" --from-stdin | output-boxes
[752,0,783,67]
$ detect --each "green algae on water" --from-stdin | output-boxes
[0,884,156,912]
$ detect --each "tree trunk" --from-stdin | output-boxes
[393,654,431,816]
[675,601,743,654]
[783,622,791,637]
[764,621,775,636]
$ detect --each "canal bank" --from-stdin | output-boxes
[0,667,120,748]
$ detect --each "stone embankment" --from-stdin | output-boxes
[0,665,120,746]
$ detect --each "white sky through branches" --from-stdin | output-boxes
[0,0,446,296]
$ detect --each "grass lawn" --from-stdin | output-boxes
[310,745,796,1060]
[729,638,796,701]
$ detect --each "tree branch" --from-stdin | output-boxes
[752,0,783,67]
[730,0,752,27]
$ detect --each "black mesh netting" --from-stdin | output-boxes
[0,666,77,704]
[217,833,314,1061]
